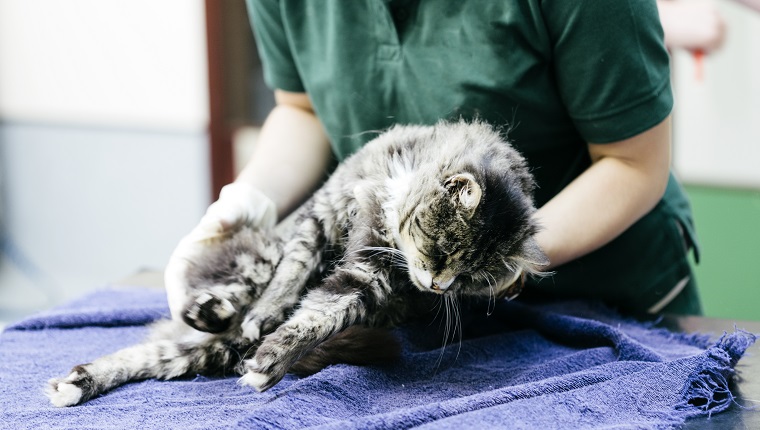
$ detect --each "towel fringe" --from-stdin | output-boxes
[676,330,756,417]
[715,328,757,366]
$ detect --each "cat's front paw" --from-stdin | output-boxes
[182,292,236,333]
[239,359,282,392]
[46,368,94,407]
[238,334,295,391]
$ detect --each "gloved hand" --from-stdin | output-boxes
[164,182,277,321]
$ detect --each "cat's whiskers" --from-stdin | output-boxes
[429,294,446,322]
[433,293,463,372]
[433,295,451,371]
[333,247,365,266]
[356,246,409,271]
[330,245,350,266]
[451,293,463,362]
[480,270,498,316]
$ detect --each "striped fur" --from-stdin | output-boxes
[47,121,548,406]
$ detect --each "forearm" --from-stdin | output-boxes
[534,117,672,269]
[236,92,332,219]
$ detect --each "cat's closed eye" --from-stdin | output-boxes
[444,249,464,263]
[437,240,458,256]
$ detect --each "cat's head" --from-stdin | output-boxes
[393,125,548,299]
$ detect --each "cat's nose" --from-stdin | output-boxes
[431,276,456,292]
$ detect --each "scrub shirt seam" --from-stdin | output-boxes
[570,76,670,123]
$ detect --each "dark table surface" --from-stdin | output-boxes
[658,315,760,429]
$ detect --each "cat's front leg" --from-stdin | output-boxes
[240,290,366,391]
[241,214,326,341]
[240,263,387,391]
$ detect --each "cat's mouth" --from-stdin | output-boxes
[409,268,456,294]
[431,276,456,292]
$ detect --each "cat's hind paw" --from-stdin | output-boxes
[45,369,92,407]
[182,292,236,333]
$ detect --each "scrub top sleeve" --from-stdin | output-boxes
[246,0,305,93]
[544,0,673,143]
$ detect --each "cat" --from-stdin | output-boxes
[46,120,548,407]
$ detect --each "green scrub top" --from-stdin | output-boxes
[247,0,701,314]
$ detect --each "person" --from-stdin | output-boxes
[165,0,704,322]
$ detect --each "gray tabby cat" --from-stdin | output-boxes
[46,120,548,407]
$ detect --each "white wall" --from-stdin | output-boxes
[0,0,209,131]
[0,125,209,309]
[672,0,760,188]
[0,0,211,315]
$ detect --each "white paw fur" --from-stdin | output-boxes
[46,374,84,407]
[238,371,270,392]
[241,319,262,341]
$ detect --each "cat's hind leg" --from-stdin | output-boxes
[183,285,248,333]
[46,320,248,407]
[183,227,281,333]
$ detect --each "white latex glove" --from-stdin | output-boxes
[164,182,277,321]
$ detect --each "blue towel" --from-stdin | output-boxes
[0,287,754,429]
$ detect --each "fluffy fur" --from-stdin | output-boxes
[47,121,548,406]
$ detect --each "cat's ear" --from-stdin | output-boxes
[444,173,482,219]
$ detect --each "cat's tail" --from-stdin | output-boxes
[45,320,245,407]
[289,325,402,376]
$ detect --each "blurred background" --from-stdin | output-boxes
[0,0,758,325]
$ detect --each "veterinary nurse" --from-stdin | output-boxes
[166,0,716,319]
